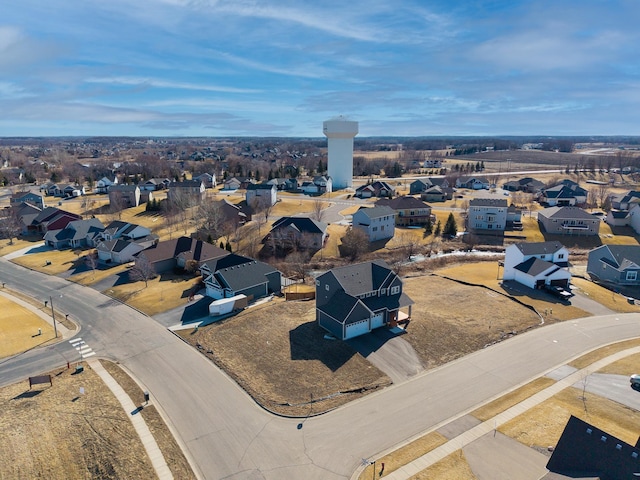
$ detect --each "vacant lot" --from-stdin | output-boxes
[0,294,55,358]
[402,275,542,368]
[180,299,391,416]
[0,363,156,479]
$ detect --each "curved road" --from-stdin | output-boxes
[1,257,639,479]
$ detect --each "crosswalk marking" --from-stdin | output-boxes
[68,337,96,358]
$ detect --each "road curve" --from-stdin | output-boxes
[1,257,639,479]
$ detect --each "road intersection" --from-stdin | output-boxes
[1,257,639,479]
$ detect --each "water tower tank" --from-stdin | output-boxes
[323,117,358,189]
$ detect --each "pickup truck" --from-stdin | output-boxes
[545,285,572,301]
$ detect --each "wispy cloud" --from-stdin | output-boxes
[84,76,262,94]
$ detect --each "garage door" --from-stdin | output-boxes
[370,312,385,329]
[344,319,370,340]
[550,279,568,288]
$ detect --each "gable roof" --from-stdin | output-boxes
[539,206,596,220]
[45,218,105,242]
[354,205,396,220]
[515,241,565,256]
[328,260,396,296]
[469,198,508,207]
[270,216,327,234]
[214,260,279,291]
[594,245,640,270]
[140,237,226,263]
[376,196,431,210]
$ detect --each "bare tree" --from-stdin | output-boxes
[285,251,311,282]
[84,250,99,279]
[339,228,369,261]
[108,193,126,221]
[311,199,326,222]
[129,256,158,288]
[195,200,225,242]
[0,209,22,245]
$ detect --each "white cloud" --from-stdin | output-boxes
[84,76,261,94]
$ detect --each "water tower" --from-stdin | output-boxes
[323,116,358,189]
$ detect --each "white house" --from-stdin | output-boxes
[352,205,396,242]
[246,183,277,207]
[503,241,571,290]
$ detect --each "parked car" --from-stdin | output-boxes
[631,374,640,389]
[545,285,572,301]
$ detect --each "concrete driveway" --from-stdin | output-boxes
[347,328,424,384]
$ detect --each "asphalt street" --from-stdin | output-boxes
[1,257,640,480]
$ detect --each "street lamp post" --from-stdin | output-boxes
[49,295,58,338]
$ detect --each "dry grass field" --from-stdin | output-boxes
[499,388,640,450]
[358,432,448,480]
[0,236,45,256]
[101,361,196,480]
[569,338,640,370]
[180,298,391,416]
[11,246,87,275]
[410,451,476,480]
[105,273,201,316]
[597,351,640,376]
[0,363,156,480]
[401,275,542,368]
[0,295,55,358]
[571,277,640,313]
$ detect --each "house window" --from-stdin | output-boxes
[558,254,564,259]
[380,288,386,295]
[381,226,385,231]
[316,280,320,286]
[325,284,330,291]
[627,271,638,281]
[373,227,378,232]
[391,286,400,295]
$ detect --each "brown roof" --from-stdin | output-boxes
[140,236,227,263]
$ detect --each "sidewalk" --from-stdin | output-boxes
[365,345,640,480]
[88,358,174,480]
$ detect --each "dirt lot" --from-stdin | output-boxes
[0,363,156,479]
[180,299,391,416]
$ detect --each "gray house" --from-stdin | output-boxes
[587,245,640,287]
[201,253,281,300]
[352,205,396,242]
[315,260,413,340]
[537,206,600,236]
[43,218,105,249]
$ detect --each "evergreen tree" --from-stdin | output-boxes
[220,240,224,249]
[255,170,261,181]
[225,242,232,252]
[434,220,442,236]
[443,213,457,237]
[423,217,433,237]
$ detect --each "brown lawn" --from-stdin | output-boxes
[409,451,476,480]
[499,388,640,450]
[179,298,391,415]
[11,247,89,275]
[402,275,542,368]
[0,295,55,358]
[0,363,156,479]
[105,272,201,316]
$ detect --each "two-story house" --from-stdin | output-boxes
[375,196,433,227]
[503,241,571,290]
[246,183,277,207]
[538,206,600,236]
[167,179,206,204]
[109,184,141,208]
[538,180,587,207]
[352,206,396,242]
[10,191,45,210]
[468,198,508,232]
[315,260,413,340]
[587,245,640,288]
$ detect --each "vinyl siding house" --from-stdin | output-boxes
[264,217,327,252]
[246,183,277,207]
[135,237,228,274]
[10,191,45,210]
[200,254,281,301]
[193,172,217,188]
[468,198,508,232]
[502,177,544,193]
[315,260,413,340]
[43,218,105,250]
[455,176,490,190]
[223,177,242,190]
[109,184,141,208]
[96,238,154,264]
[538,180,587,207]
[503,241,571,290]
[587,245,640,288]
[95,176,117,194]
[167,180,206,204]
[354,180,395,198]
[410,177,451,195]
[375,196,433,227]
[352,205,396,242]
[538,206,600,236]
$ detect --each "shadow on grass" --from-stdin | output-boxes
[541,231,603,249]
[289,321,355,372]
[12,390,43,400]
[500,280,569,305]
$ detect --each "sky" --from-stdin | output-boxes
[1,0,639,137]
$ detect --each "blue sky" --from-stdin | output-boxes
[1,1,638,137]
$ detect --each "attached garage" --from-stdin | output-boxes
[370,311,385,329]
[344,319,370,340]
